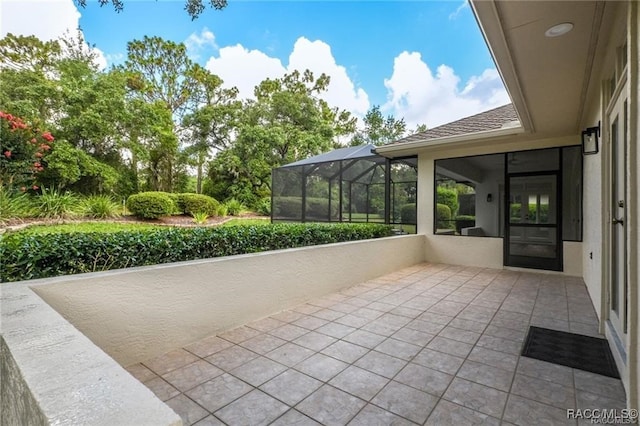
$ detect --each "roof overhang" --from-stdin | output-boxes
[470,0,621,138]
[375,125,525,158]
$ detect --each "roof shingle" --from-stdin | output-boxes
[389,103,519,145]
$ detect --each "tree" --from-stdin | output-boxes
[208,70,356,206]
[181,65,241,194]
[350,105,407,146]
[413,123,428,133]
[124,36,200,191]
[73,0,228,20]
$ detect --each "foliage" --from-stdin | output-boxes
[126,191,176,219]
[400,203,417,224]
[192,212,209,224]
[350,105,406,146]
[273,196,339,219]
[0,111,54,190]
[0,188,35,223]
[216,203,228,217]
[15,222,162,235]
[176,193,220,216]
[1,223,393,282]
[436,186,459,217]
[436,203,452,229]
[82,195,121,219]
[255,197,271,216]
[455,215,476,234]
[224,198,245,216]
[73,0,227,20]
[33,187,81,219]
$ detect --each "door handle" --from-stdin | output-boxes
[613,218,624,225]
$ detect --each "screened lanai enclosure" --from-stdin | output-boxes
[271,144,417,233]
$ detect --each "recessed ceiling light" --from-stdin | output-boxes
[545,22,574,38]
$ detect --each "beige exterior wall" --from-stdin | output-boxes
[416,135,583,275]
[32,235,425,366]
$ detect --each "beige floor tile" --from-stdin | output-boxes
[391,327,435,347]
[315,322,356,339]
[269,324,310,341]
[412,348,464,375]
[125,363,157,383]
[247,316,286,332]
[291,316,328,333]
[185,373,252,413]
[270,410,321,425]
[230,356,287,387]
[146,376,180,401]
[329,366,389,401]
[218,326,262,344]
[374,338,421,361]
[426,336,473,358]
[266,342,315,367]
[348,404,415,426]
[292,331,337,351]
[395,362,454,397]
[294,353,349,382]
[239,333,287,354]
[205,345,258,371]
[321,340,369,363]
[162,359,224,392]
[425,399,500,426]
[443,378,508,418]
[184,335,234,358]
[297,385,366,426]
[456,360,514,392]
[144,348,200,375]
[260,369,322,406]
[574,370,626,401]
[215,389,289,426]
[371,380,438,424]
[467,346,518,372]
[438,325,481,345]
[165,394,209,426]
[511,373,575,409]
[192,415,225,426]
[503,394,576,426]
[516,357,574,387]
[355,351,408,379]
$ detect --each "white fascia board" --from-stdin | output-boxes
[375,126,526,157]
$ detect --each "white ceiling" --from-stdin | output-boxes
[472,0,622,138]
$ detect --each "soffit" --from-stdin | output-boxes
[472,0,619,137]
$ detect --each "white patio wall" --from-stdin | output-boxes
[31,235,425,367]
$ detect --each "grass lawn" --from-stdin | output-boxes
[10,222,164,236]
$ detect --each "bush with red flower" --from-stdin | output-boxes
[0,111,53,191]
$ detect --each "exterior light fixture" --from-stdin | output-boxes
[487,193,493,203]
[581,122,600,155]
[545,22,574,38]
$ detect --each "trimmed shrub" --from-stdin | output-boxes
[126,192,176,219]
[176,193,219,216]
[400,203,417,224]
[436,187,458,217]
[436,203,452,229]
[0,223,394,282]
[82,195,120,219]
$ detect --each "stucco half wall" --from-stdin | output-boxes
[32,234,425,366]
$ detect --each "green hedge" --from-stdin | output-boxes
[436,203,452,229]
[126,192,176,219]
[0,223,393,282]
[176,193,220,216]
[400,203,416,224]
[437,187,458,217]
[273,196,338,219]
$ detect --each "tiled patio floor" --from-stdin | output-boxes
[126,263,627,425]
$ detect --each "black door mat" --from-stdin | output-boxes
[521,326,620,379]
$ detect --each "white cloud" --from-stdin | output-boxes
[0,0,108,70]
[382,51,510,129]
[184,27,218,60]
[449,0,469,20]
[205,44,286,98]
[0,0,81,41]
[205,36,370,118]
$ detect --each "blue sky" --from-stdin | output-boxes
[1,0,509,129]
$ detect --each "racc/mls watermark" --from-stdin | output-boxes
[567,409,639,424]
